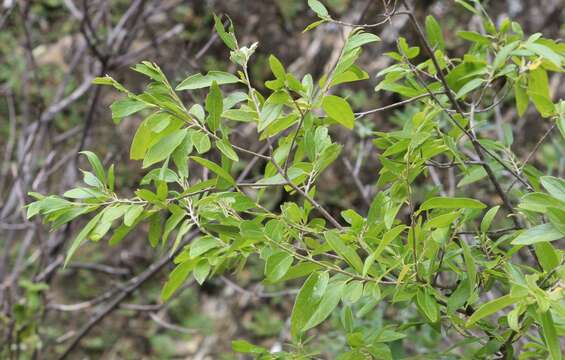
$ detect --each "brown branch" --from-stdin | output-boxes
[270,159,344,230]
[56,232,197,360]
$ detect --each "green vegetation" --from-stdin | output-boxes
[3,0,564,358]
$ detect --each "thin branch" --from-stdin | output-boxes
[506,123,555,192]
[270,159,344,230]
[354,92,444,118]
[148,312,198,334]
[66,262,130,276]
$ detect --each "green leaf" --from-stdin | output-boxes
[190,236,221,257]
[231,340,266,354]
[172,221,192,256]
[425,15,444,50]
[343,31,381,53]
[189,104,205,123]
[481,206,500,233]
[324,230,363,273]
[215,139,239,162]
[528,67,555,117]
[131,61,165,83]
[130,119,152,160]
[524,42,562,68]
[93,207,128,239]
[161,260,193,301]
[558,106,565,140]
[540,311,562,360]
[541,176,565,202]
[63,188,104,199]
[64,212,104,267]
[107,164,115,192]
[465,294,516,327]
[419,197,486,212]
[111,98,149,124]
[303,281,345,331]
[268,55,286,80]
[213,14,237,50]
[222,109,256,122]
[547,207,565,235]
[100,207,128,228]
[342,280,363,304]
[445,61,486,92]
[79,151,105,185]
[303,19,326,32]
[307,0,329,18]
[330,65,369,87]
[205,81,223,133]
[145,112,171,133]
[447,279,471,315]
[176,71,239,90]
[493,42,518,70]
[457,31,491,45]
[172,132,193,178]
[190,156,235,186]
[424,212,461,230]
[375,330,407,343]
[193,259,211,285]
[534,242,561,273]
[519,192,564,213]
[514,80,529,116]
[279,262,321,282]
[135,189,160,204]
[258,91,288,131]
[290,272,324,339]
[148,213,162,247]
[162,205,186,245]
[454,0,479,15]
[143,128,188,168]
[140,168,179,185]
[370,225,406,263]
[265,251,293,282]
[109,222,134,246]
[124,204,144,227]
[258,102,283,132]
[82,171,103,189]
[416,288,439,323]
[456,78,484,99]
[322,95,355,129]
[512,223,563,245]
[92,76,115,86]
[191,130,212,154]
[334,48,362,78]
[260,114,299,139]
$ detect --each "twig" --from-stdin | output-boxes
[148,312,198,334]
[506,123,555,192]
[271,160,343,230]
[66,262,130,276]
[354,92,444,118]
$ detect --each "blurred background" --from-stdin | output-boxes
[1,0,564,358]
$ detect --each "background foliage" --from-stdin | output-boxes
[1,0,564,358]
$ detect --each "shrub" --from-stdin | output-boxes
[28,1,564,358]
